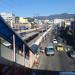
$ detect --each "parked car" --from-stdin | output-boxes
[39,46,45,53]
[65,47,71,52]
[40,49,45,53]
[67,49,75,58]
[70,51,75,58]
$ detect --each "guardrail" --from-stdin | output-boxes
[16,28,41,34]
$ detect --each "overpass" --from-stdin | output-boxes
[0,16,37,68]
[0,16,53,74]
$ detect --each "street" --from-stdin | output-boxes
[32,30,75,71]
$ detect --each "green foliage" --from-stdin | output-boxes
[15,16,19,20]
[27,18,34,22]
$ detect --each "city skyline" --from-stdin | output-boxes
[0,0,75,17]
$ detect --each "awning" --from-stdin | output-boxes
[3,41,11,46]
[31,44,39,54]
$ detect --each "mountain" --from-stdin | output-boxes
[34,13,75,20]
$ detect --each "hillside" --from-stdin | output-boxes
[34,13,75,20]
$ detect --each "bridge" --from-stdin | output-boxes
[0,16,52,74]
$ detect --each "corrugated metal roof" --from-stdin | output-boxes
[0,16,32,54]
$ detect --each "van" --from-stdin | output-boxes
[45,43,54,56]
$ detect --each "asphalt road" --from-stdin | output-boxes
[32,30,75,71]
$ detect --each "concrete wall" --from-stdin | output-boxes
[1,44,14,62]
[29,51,36,68]
[0,44,36,68]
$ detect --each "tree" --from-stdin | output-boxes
[26,18,34,22]
[15,16,19,20]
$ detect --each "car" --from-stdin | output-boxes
[56,43,64,52]
[67,50,75,58]
[40,49,45,53]
[65,47,71,52]
[45,43,55,56]
[39,47,45,53]
[53,39,58,44]
[70,51,75,58]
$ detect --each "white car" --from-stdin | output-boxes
[70,51,75,58]
[53,39,58,44]
[71,53,75,58]
[65,47,71,52]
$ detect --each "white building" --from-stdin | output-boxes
[65,20,71,26]
[0,12,15,28]
[34,19,43,28]
[44,19,50,23]
[54,19,64,24]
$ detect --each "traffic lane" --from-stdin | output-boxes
[52,31,75,71]
[38,51,62,71]
[38,46,75,71]
[32,31,53,69]
[53,31,75,71]
[41,33,53,48]
[57,51,75,71]
[54,32,75,71]
[37,31,75,71]
[32,29,75,71]
[37,31,62,71]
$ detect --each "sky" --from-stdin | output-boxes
[0,0,75,17]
